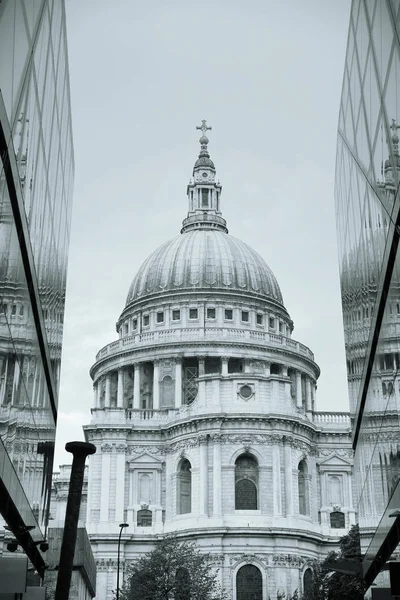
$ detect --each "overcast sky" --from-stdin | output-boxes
[56,1,352,468]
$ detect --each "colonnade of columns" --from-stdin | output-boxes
[92,358,315,412]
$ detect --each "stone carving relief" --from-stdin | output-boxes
[101,443,113,453]
[318,448,353,458]
[127,445,164,455]
[229,554,270,567]
[96,558,118,571]
[272,554,306,567]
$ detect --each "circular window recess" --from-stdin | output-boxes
[239,384,253,399]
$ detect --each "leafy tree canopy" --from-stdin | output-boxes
[118,535,228,600]
[303,525,366,600]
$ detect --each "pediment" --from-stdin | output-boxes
[317,454,352,468]
[128,452,164,466]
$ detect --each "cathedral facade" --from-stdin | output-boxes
[83,124,353,600]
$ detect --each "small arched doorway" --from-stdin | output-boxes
[236,564,262,600]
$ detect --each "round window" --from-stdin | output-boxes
[239,385,253,399]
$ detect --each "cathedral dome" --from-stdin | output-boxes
[125,229,283,306]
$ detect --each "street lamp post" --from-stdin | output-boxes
[116,523,129,600]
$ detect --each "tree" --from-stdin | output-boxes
[303,525,366,600]
[118,535,228,600]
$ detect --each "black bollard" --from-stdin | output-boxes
[54,441,96,600]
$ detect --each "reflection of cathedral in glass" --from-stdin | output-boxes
[0,0,74,578]
[82,123,354,600]
[335,0,400,585]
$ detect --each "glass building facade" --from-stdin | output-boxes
[0,0,74,576]
[335,0,400,586]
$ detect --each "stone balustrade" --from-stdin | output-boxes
[313,412,351,427]
[95,328,315,361]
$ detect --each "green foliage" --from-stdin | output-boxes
[118,535,228,600]
[302,525,366,600]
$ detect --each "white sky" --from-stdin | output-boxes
[56,1,352,468]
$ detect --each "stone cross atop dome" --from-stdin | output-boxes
[181,121,228,234]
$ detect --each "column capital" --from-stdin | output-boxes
[198,434,208,444]
[211,433,223,444]
[282,435,293,446]
[221,356,229,362]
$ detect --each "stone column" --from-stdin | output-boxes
[105,374,111,408]
[100,446,112,521]
[198,356,205,376]
[153,360,160,409]
[284,437,293,516]
[347,471,353,508]
[306,378,312,413]
[115,446,126,522]
[93,384,98,409]
[272,443,282,515]
[221,356,229,376]
[213,435,222,516]
[175,358,182,408]
[199,435,208,516]
[97,380,102,408]
[117,368,124,408]
[133,363,141,409]
[296,371,302,408]
[264,361,271,377]
[198,356,206,403]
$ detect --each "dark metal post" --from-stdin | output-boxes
[116,523,129,600]
[54,441,96,600]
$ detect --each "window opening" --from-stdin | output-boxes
[137,509,152,526]
[177,459,192,514]
[235,454,258,510]
[236,565,262,600]
[330,511,345,528]
[201,188,209,207]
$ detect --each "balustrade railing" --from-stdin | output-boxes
[313,412,351,425]
[96,327,315,361]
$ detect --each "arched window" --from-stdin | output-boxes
[177,459,191,514]
[298,460,309,515]
[137,509,152,526]
[235,454,258,510]
[236,564,262,600]
[303,568,313,598]
[330,511,345,528]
